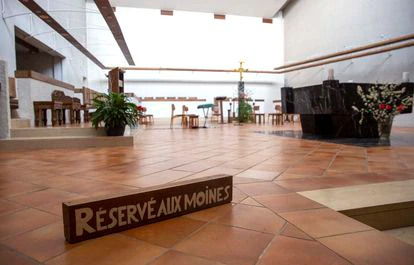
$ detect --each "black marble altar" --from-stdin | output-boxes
[281,81,414,138]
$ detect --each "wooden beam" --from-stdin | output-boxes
[262,18,273,24]
[214,14,226,20]
[15,70,75,91]
[114,66,279,75]
[94,0,135,65]
[111,40,414,75]
[274,33,414,70]
[278,41,414,73]
[161,10,173,16]
[17,0,106,69]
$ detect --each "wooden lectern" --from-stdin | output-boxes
[108,67,125,93]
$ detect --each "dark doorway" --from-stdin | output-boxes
[15,27,65,80]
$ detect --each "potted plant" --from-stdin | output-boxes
[91,92,140,136]
[237,91,253,123]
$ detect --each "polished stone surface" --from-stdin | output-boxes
[282,82,414,138]
[258,129,414,147]
[299,180,414,211]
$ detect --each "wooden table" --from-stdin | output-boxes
[33,101,63,126]
[63,101,81,124]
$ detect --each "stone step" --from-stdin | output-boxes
[0,135,133,151]
[11,127,106,138]
[11,118,30,129]
[299,180,414,230]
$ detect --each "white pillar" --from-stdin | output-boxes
[0,60,11,139]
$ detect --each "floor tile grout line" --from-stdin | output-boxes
[0,242,44,265]
[253,231,278,265]
[315,227,376,240]
[0,219,62,244]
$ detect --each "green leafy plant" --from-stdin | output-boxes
[238,101,252,123]
[91,92,139,130]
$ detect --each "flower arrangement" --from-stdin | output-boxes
[352,83,413,125]
[136,105,144,114]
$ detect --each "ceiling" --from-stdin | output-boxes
[109,0,290,18]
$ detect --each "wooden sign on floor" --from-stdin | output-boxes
[62,174,233,243]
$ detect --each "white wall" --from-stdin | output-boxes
[129,78,278,117]
[283,0,414,126]
[87,7,285,117]
[284,0,414,86]
[2,2,285,120]
[85,0,108,93]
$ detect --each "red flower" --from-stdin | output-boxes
[379,104,386,109]
[397,104,405,112]
[386,105,392,110]
[136,105,144,111]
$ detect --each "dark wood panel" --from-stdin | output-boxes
[63,174,233,243]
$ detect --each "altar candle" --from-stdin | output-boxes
[402,72,409,82]
[328,69,334,80]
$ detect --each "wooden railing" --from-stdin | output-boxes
[15,70,75,91]
[139,97,206,102]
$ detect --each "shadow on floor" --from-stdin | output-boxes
[255,130,414,147]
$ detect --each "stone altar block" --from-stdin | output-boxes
[282,80,414,137]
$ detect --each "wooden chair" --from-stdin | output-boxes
[183,105,199,128]
[170,104,187,128]
[268,104,284,125]
[51,90,81,124]
[81,87,99,123]
[139,107,154,124]
[210,105,221,123]
[251,103,265,124]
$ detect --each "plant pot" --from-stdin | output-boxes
[106,126,125,136]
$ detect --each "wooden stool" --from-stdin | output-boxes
[189,115,199,128]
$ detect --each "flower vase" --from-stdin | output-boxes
[378,118,393,140]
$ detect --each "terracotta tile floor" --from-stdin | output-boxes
[1,122,414,264]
